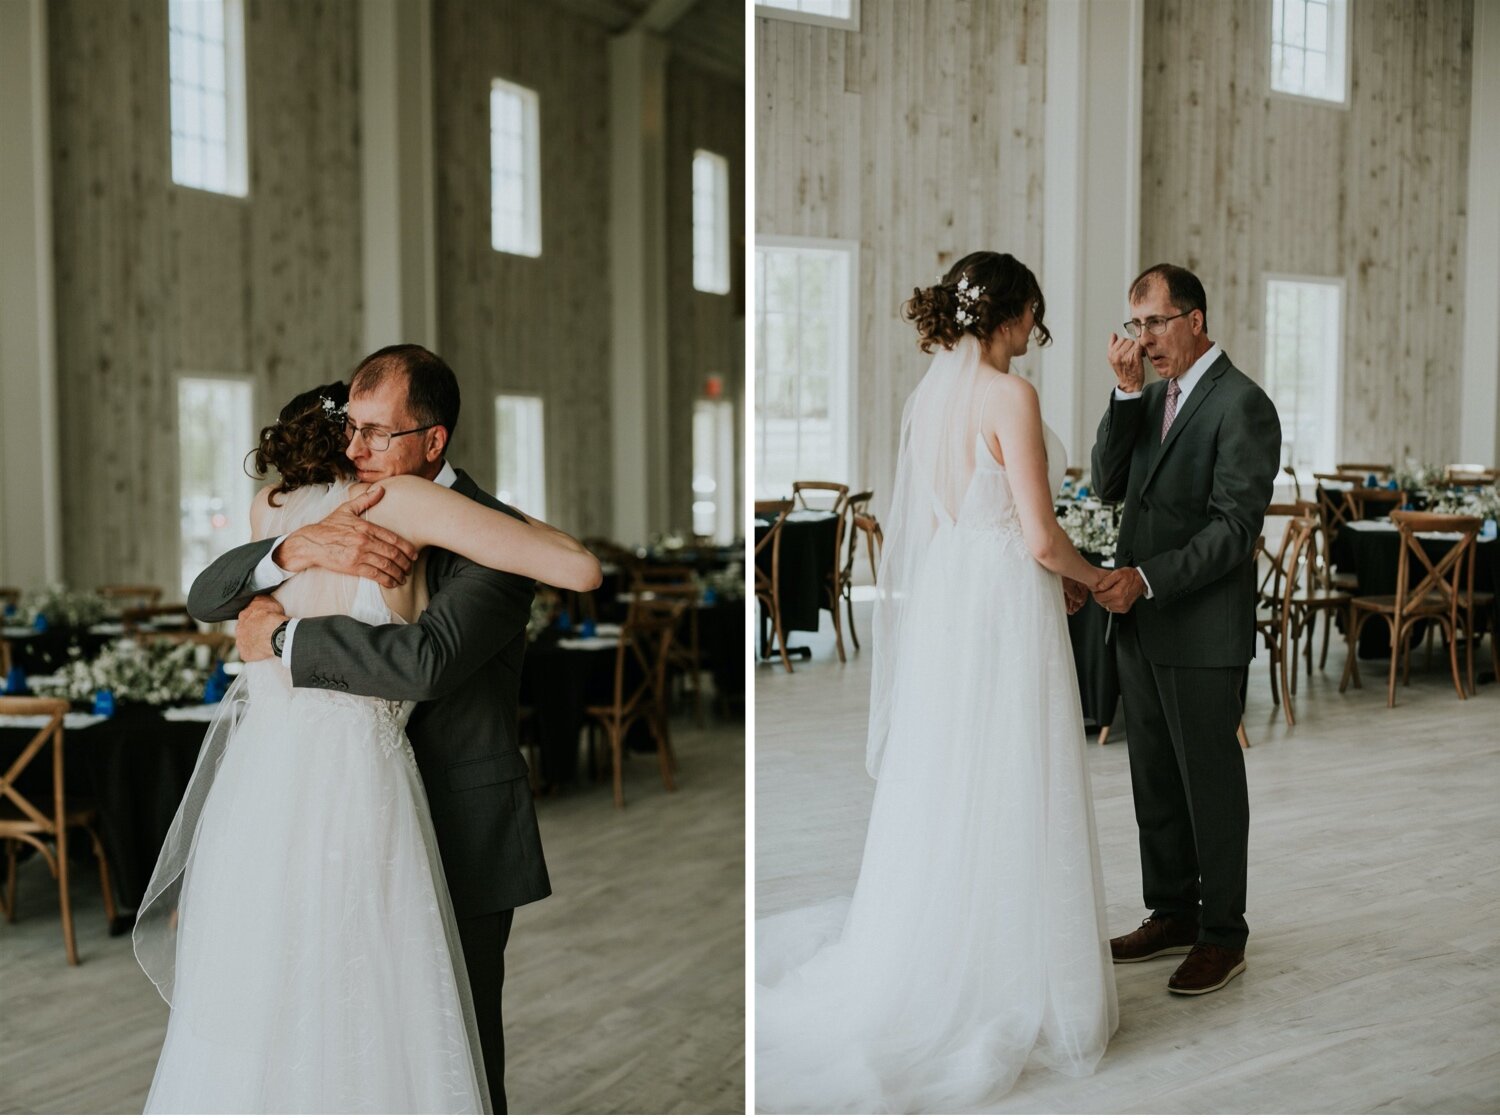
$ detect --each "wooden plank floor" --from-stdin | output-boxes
[0,711,745,1115]
[755,601,1500,1114]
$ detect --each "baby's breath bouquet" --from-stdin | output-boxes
[1058,505,1118,559]
[1392,461,1442,493]
[21,585,111,629]
[705,564,745,600]
[1428,484,1500,521]
[31,640,208,707]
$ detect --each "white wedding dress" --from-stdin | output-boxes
[135,482,488,1113]
[756,338,1118,1113]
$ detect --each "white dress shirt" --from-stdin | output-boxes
[1110,343,1223,598]
[252,462,459,665]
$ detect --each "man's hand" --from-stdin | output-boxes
[237,596,289,662]
[1093,566,1147,614]
[271,484,418,588]
[1063,577,1089,615]
[1107,332,1146,394]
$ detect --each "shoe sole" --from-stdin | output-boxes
[1167,958,1246,995]
[1111,944,1194,964]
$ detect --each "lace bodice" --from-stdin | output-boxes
[957,424,1068,540]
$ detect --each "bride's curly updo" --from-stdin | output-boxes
[252,380,355,505]
[902,251,1052,355]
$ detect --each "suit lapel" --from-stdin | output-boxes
[1140,352,1231,494]
[451,468,480,501]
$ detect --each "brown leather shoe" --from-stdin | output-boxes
[1167,943,1246,995]
[1110,914,1198,963]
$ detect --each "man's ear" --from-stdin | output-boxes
[426,425,450,463]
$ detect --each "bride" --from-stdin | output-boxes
[756,252,1118,1113]
[134,381,601,1113]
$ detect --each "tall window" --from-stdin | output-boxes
[756,241,855,498]
[692,151,731,295]
[755,0,860,31]
[693,398,736,542]
[1264,277,1343,476]
[169,0,249,196]
[495,395,546,519]
[178,377,254,595]
[1270,0,1349,104]
[490,80,542,257]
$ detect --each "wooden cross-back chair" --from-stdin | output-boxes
[754,500,794,674]
[1335,462,1393,478]
[791,480,850,516]
[1280,465,1303,502]
[838,490,878,652]
[144,630,236,662]
[585,597,685,808]
[0,588,20,610]
[1444,464,1498,486]
[630,566,703,726]
[96,584,162,611]
[0,697,117,964]
[122,603,195,635]
[1340,512,1482,706]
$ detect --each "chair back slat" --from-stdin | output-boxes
[791,480,850,515]
[1390,511,1481,615]
[0,698,67,832]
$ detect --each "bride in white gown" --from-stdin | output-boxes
[134,382,601,1113]
[757,253,1118,1113]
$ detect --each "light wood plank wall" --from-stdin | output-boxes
[48,0,363,596]
[430,0,614,537]
[666,57,746,536]
[755,1,1048,511]
[1140,0,1474,467]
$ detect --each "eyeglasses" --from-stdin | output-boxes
[1122,311,1191,338]
[343,420,437,452]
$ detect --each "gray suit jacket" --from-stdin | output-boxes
[187,469,550,917]
[1090,351,1281,667]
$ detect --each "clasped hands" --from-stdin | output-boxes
[1063,567,1145,616]
[236,485,419,662]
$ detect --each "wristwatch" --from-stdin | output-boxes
[270,620,289,658]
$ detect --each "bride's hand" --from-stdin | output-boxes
[271,485,419,587]
[1062,577,1088,615]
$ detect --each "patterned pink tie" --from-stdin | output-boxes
[1161,378,1181,443]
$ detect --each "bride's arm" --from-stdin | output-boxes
[991,377,1105,590]
[355,476,603,592]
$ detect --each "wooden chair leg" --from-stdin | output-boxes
[1387,622,1405,708]
[1097,724,1111,745]
[846,591,861,651]
[771,595,793,674]
[58,829,78,966]
[89,827,117,923]
[1279,633,1296,727]
[1446,620,1465,701]
[1237,720,1250,749]
[1319,607,1333,669]
[828,579,847,664]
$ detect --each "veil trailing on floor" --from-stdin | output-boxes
[867,335,992,778]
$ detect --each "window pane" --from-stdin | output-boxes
[178,377,254,595]
[1264,279,1341,477]
[491,81,541,257]
[495,395,546,520]
[692,150,731,294]
[169,0,245,196]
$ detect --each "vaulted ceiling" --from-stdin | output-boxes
[550,0,743,82]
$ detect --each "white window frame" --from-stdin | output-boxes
[755,235,859,499]
[1262,273,1345,478]
[692,397,737,543]
[754,0,860,32]
[176,373,256,596]
[490,79,542,258]
[692,150,732,296]
[494,393,547,520]
[168,0,250,197]
[1269,0,1351,108]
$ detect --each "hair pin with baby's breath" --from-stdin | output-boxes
[955,276,985,327]
[320,396,348,420]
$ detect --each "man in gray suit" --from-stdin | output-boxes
[188,344,546,1112]
[1090,265,1280,996]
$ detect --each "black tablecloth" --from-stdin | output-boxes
[1343,523,1499,658]
[3,628,113,676]
[1069,554,1121,730]
[0,705,206,915]
[754,512,839,636]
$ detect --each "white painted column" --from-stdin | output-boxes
[0,0,62,587]
[1040,0,1144,466]
[1459,0,1500,465]
[359,0,437,352]
[608,30,671,546]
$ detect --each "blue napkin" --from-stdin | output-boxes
[555,609,572,631]
[580,618,597,637]
[3,666,25,695]
[33,612,49,633]
[93,688,116,717]
[203,661,231,704]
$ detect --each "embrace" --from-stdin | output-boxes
[134,344,602,1113]
[756,255,1280,1112]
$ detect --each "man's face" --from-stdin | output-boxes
[1128,280,1203,380]
[344,375,441,482]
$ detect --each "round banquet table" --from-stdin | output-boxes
[753,510,839,638]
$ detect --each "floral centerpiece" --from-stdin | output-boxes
[1427,484,1500,522]
[704,564,745,601]
[1391,460,1443,493]
[1058,504,1118,560]
[30,639,209,707]
[19,585,111,630]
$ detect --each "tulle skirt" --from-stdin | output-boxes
[142,667,487,1113]
[756,521,1118,1113]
